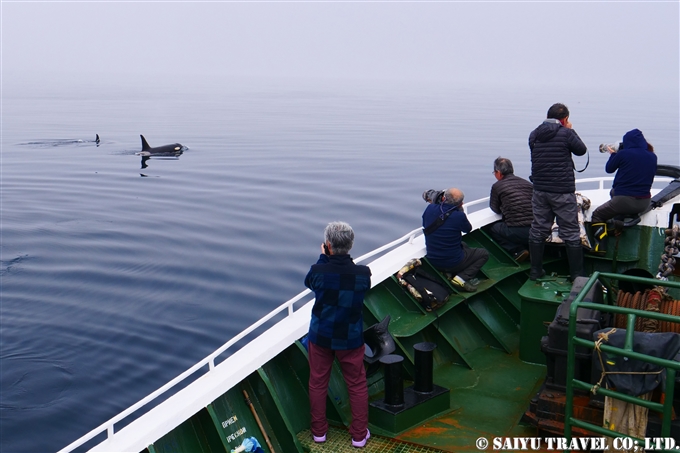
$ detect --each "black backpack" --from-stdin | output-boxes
[397,259,452,312]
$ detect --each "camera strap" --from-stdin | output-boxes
[423,205,456,235]
[574,150,590,173]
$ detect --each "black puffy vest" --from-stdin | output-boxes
[529,121,587,193]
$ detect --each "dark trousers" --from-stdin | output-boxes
[529,190,580,244]
[591,195,650,223]
[437,243,489,281]
[488,221,530,255]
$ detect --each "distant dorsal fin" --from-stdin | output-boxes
[95,134,100,143]
[140,135,151,151]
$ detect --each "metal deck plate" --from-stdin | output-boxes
[297,426,447,452]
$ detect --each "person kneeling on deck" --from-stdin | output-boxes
[488,157,533,262]
[304,221,372,448]
[422,188,489,292]
[590,129,657,253]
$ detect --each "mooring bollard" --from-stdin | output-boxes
[413,342,437,393]
[379,354,404,407]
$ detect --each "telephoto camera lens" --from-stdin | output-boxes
[599,142,621,153]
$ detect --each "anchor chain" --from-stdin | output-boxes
[657,225,680,280]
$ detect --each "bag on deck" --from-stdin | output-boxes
[396,259,452,312]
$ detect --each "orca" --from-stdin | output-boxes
[21,135,100,147]
[137,135,186,157]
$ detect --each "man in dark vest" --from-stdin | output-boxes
[488,157,533,262]
[528,103,588,281]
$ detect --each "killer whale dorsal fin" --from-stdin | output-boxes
[140,135,151,151]
[95,134,100,143]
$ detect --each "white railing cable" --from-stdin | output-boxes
[462,197,490,214]
[354,227,423,263]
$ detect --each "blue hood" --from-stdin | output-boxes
[622,129,648,150]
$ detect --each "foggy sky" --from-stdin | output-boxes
[2,1,679,90]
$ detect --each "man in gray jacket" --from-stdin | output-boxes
[488,157,533,262]
[528,103,587,281]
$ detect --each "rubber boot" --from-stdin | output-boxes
[591,222,607,254]
[607,218,624,232]
[528,241,545,281]
[565,242,585,282]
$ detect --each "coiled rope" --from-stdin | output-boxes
[657,225,680,280]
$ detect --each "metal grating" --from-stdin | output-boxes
[297,426,447,453]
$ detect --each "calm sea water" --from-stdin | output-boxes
[1,77,678,452]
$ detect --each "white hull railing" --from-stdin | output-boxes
[576,176,614,190]
[576,175,673,191]
[440,175,662,215]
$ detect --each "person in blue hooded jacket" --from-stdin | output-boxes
[589,129,657,252]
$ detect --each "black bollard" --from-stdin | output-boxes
[380,354,404,407]
[413,342,437,393]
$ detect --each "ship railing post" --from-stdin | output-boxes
[564,272,600,452]
[663,367,676,438]
[625,313,636,350]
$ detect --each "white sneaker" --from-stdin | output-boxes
[351,429,370,448]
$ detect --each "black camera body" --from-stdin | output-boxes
[422,189,446,204]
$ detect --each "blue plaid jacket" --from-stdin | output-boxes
[305,254,372,350]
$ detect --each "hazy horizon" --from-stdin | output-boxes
[2,2,678,94]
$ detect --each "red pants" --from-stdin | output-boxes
[308,341,368,441]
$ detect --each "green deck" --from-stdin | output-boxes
[142,225,671,453]
[392,348,545,452]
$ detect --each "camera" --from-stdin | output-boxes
[422,189,445,204]
[599,142,622,153]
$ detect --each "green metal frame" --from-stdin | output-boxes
[563,272,680,453]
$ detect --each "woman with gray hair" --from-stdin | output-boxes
[304,221,372,448]
[323,221,355,254]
